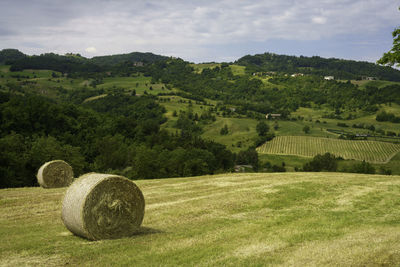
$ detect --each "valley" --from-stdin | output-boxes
[1,49,400,189]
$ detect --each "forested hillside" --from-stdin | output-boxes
[0,91,234,188]
[90,52,168,66]
[236,52,400,81]
[0,49,26,64]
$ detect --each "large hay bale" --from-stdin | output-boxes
[37,160,74,188]
[61,173,145,240]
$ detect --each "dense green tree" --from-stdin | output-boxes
[303,125,310,134]
[93,134,131,171]
[377,8,400,68]
[220,124,229,135]
[0,133,31,187]
[256,121,269,136]
[303,153,338,172]
[236,149,259,170]
[350,160,375,174]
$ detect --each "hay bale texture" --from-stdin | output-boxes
[61,173,145,240]
[37,160,74,188]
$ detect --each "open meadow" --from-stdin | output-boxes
[1,172,400,266]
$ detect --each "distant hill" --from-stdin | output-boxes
[236,52,400,81]
[9,52,102,73]
[90,52,169,66]
[0,49,26,64]
[2,49,169,73]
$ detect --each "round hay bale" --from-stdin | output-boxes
[37,160,74,188]
[61,173,145,240]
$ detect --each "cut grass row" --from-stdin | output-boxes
[1,172,400,266]
[257,136,400,163]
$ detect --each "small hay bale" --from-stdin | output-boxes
[61,173,145,240]
[37,160,74,188]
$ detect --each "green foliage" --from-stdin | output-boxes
[0,133,31,187]
[256,120,269,136]
[237,52,400,81]
[9,53,102,74]
[253,132,275,147]
[0,134,85,188]
[376,111,400,123]
[175,109,202,135]
[220,124,229,135]
[236,148,259,170]
[2,49,400,186]
[303,153,338,172]
[378,25,400,68]
[0,92,234,188]
[90,52,168,66]
[0,49,26,64]
[271,164,286,172]
[303,125,310,134]
[349,160,376,174]
[93,134,131,171]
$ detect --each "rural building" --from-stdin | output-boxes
[361,76,377,80]
[133,61,144,67]
[266,113,281,119]
[324,76,334,80]
[252,71,277,76]
[291,73,304,77]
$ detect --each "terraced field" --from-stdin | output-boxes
[257,136,400,163]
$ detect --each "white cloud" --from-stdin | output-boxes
[85,46,97,53]
[312,16,327,25]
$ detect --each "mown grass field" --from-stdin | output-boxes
[1,172,400,266]
[257,136,400,163]
[202,117,258,152]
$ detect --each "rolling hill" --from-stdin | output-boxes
[236,52,400,81]
[1,48,400,186]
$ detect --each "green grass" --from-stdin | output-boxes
[258,154,311,171]
[229,65,246,76]
[202,117,258,152]
[189,63,245,76]
[97,75,169,95]
[257,136,400,163]
[291,105,400,134]
[352,79,400,89]
[190,63,221,73]
[1,172,400,266]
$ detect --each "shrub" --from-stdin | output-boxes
[303,125,310,134]
[303,153,338,172]
[350,160,375,174]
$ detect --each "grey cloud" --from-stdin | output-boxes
[0,27,14,36]
[0,0,398,62]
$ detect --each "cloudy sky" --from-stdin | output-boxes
[0,0,398,63]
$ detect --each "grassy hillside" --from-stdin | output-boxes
[1,172,400,266]
[257,136,400,163]
[202,117,258,152]
[1,61,400,178]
